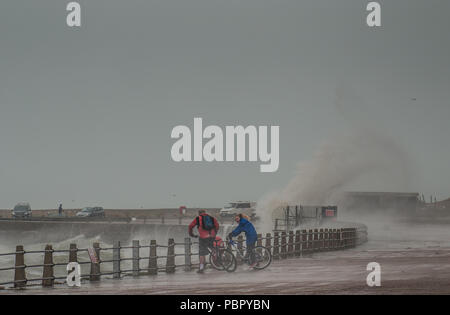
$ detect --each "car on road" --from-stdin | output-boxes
[219,201,256,218]
[76,207,105,218]
[12,202,32,218]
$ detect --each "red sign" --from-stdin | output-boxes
[325,209,335,217]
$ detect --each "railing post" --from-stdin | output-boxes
[280,232,287,259]
[113,241,121,279]
[301,230,307,256]
[42,244,54,287]
[257,234,262,247]
[132,240,140,277]
[14,245,26,288]
[265,233,272,255]
[323,229,328,251]
[338,229,343,249]
[90,242,101,281]
[330,229,334,249]
[332,229,337,249]
[148,240,157,275]
[319,229,324,251]
[294,230,301,257]
[308,229,313,252]
[313,229,318,252]
[166,238,175,273]
[69,243,77,263]
[348,228,352,247]
[288,231,294,257]
[344,228,348,248]
[273,232,280,260]
[184,237,192,272]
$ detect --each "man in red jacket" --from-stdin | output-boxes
[188,209,220,273]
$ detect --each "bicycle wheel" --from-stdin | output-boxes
[209,248,237,272]
[221,248,237,272]
[209,248,225,270]
[251,246,272,270]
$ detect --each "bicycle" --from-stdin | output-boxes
[227,238,272,270]
[192,235,237,272]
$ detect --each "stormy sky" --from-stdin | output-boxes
[0,0,449,209]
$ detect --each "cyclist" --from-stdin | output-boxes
[188,209,220,273]
[228,213,258,268]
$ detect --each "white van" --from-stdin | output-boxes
[219,201,256,218]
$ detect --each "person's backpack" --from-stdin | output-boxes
[197,215,215,231]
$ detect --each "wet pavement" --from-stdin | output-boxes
[3,242,450,295]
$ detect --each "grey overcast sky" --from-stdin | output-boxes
[0,0,449,209]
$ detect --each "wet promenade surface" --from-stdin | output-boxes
[4,242,450,295]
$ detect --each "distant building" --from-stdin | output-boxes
[342,192,419,213]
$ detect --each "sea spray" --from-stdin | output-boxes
[256,128,411,231]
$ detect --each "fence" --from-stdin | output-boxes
[0,227,364,289]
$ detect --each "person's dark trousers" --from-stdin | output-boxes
[246,242,256,265]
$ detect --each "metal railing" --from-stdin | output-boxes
[0,226,365,289]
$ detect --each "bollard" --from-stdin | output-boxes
[280,232,287,259]
[14,245,26,288]
[148,240,157,275]
[237,236,244,265]
[89,242,101,281]
[265,233,272,255]
[288,231,294,257]
[319,229,324,251]
[294,230,301,257]
[113,241,121,279]
[42,244,54,287]
[184,238,192,272]
[132,240,140,277]
[69,243,77,263]
[273,232,280,260]
[166,238,175,273]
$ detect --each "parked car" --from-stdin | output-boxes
[12,202,32,218]
[76,207,105,218]
[219,201,256,218]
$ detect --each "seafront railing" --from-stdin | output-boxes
[0,227,366,289]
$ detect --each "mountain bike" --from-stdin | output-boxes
[227,239,272,270]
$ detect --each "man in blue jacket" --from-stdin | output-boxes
[228,214,258,268]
